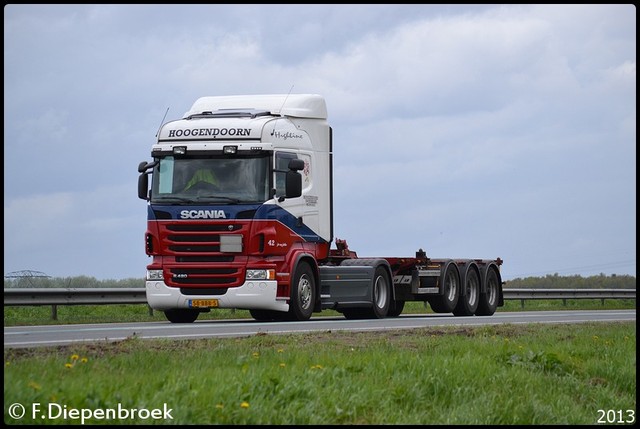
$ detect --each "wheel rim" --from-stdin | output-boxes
[467,273,479,306]
[374,275,388,308]
[446,270,458,302]
[298,274,312,310]
[486,272,498,305]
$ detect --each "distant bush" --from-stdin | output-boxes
[504,273,636,289]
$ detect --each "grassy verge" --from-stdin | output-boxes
[4,322,636,425]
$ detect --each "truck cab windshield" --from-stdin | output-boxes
[151,154,270,204]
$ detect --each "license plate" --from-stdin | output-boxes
[189,299,219,308]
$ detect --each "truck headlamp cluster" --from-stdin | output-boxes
[147,269,164,281]
[246,269,276,280]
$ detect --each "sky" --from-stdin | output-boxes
[4,4,636,281]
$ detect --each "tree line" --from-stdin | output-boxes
[3,273,636,289]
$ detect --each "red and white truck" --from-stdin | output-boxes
[137,94,504,323]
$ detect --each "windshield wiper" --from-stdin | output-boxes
[193,195,242,203]
[153,195,244,204]
[153,196,193,203]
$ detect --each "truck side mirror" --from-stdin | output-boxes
[138,174,149,200]
[137,160,158,200]
[285,170,302,199]
[288,159,305,171]
[284,158,304,200]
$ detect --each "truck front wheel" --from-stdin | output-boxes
[288,262,315,321]
[250,309,287,321]
[164,309,199,323]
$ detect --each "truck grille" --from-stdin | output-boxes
[158,221,247,288]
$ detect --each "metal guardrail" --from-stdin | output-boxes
[3,287,636,319]
[3,288,148,320]
[3,287,636,306]
[3,288,147,306]
[504,288,636,300]
[504,288,636,309]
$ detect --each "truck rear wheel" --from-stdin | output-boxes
[388,299,405,317]
[164,309,199,323]
[453,267,480,316]
[341,265,391,319]
[370,266,391,318]
[287,261,315,321]
[476,267,500,316]
[429,263,460,313]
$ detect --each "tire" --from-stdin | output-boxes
[341,308,368,320]
[369,266,391,318]
[164,309,199,323]
[476,267,500,316]
[453,267,480,316]
[249,309,287,321]
[342,266,391,319]
[429,263,460,313]
[388,299,405,317]
[287,261,316,321]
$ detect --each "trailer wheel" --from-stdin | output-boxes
[476,267,500,316]
[288,262,315,321]
[387,299,405,317]
[429,263,460,313]
[453,267,480,316]
[164,309,199,323]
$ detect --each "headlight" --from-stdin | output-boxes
[246,269,276,280]
[147,269,164,281]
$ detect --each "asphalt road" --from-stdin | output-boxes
[4,309,635,349]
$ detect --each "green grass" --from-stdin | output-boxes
[3,298,636,326]
[4,322,636,425]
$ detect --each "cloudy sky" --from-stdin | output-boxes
[4,4,636,281]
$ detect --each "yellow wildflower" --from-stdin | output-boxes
[240,401,250,409]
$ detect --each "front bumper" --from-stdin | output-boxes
[146,279,289,312]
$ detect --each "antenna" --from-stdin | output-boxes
[277,85,294,114]
[155,107,170,137]
[271,85,294,136]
